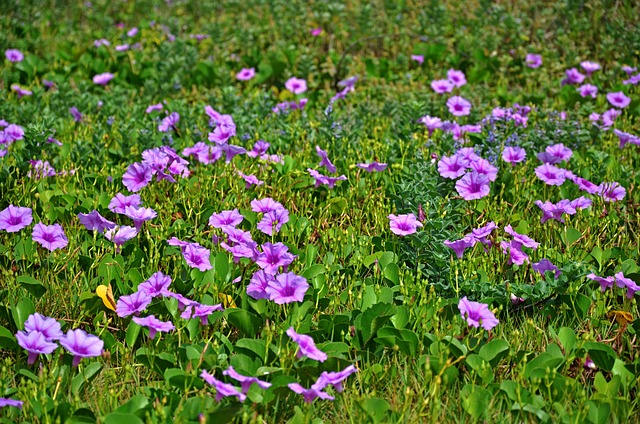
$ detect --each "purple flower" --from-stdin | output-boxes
[146,103,163,114]
[11,84,32,98]
[181,243,212,271]
[257,207,289,236]
[94,39,110,47]
[388,213,422,236]
[122,162,153,192]
[158,112,180,132]
[545,143,572,162]
[265,272,309,304]
[602,108,621,128]
[310,27,322,36]
[138,272,172,297]
[500,241,529,265]
[3,124,24,141]
[127,27,138,37]
[469,158,498,182]
[124,206,157,231]
[470,221,497,247]
[209,209,244,229]
[223,366,272,393]
[236,68,256,81]
[256,242,296,275]
[411,55,424,64]
[430,79,453,94]
[181,303,223,325]
[0,398,23,409]
[32,222,68,251]
[307,168,347,188]
[28,160,56,180]
[447,69,466,87]
[623,73,640,85]
[5,49,24,62]
[16,330,58,365]
[247,270,273,300]
[446,96,472,116]
[132,315,175,339]
[115,44,129,52]
[161,290,196,310]
[458,297,499,330]
[577,84,598,98]
[108,193,141,214]
[286,327,327,362]
[78,210,116,233]
[315,365,358,392]
[208,114,236,144]
[93,72,115,85]
[587,273,615,292]
[316,146,337,173]
[251,198,283,213]
[597,182,626,202]
[525,53,542,68]
[606,92,631,109]
[104,225,138,248]
[116,290,152,317]
[502,146,526,164]
[444,236,476,259]
[356,161,387,172]
[534,200,566,223]
[564,68,585,85]
[580,61,601,76]
[532,259,561,278]
[24,313,63,341]
[613,129,640,149]
[69,107,83,122]
[455,172,490,200]
[238,171,264,188]
[534,163,566,186]
[247,140,270,158]
[285,77,307,94]
[0,205,33,232]
[571,177,599,194]
[437,154,469,179]
[614,272,640,298]
[570,196,592,210]
[201,370,246,402]
[58,329,104,367]
[622,65,637,75]
[504,225,539,249]
[288,382,334,403]
[417,115,443,136]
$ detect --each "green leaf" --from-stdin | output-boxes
[71,362,103,394]
[114,394,150,416]
[0,325,17,350]
[586,401,611,424]
[563,228,582,248]
[102,413,143,424]
[584,342,617,372]
[12,297,35,330]
[355,302,396,347]
[235,338,267,363]
[479,339,510,366]
[359,398,391,424]
[225,308,263,336]
[557,327,576,354]
[16,275,47,297]
[461,384,491,420]
[383,263,399,285]
[125,321,141,347]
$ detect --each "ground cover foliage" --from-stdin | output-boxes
[1,0,640,422]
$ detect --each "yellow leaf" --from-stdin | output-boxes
[219,293,236,309]
[96,284,117,312]
[607,310,634,326]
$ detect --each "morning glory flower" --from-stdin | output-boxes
[209,209,244,229]
[287,327,327,362]
[181,243,213,271]
[525,53,542,68]
[411,54,424,64]
[430,79,454,94]
[0,205,33,232]
[32,223,68,251]
[285,77,307,94]
[447,69,466,87]
[0,398,23,409]
[58,329,104,367]
[69,106,83,122]
[587,273,615,292]
[614,272,640,298]
[124,206,157,231]
[597,182,626,202]
[532,259,561,278]
[502,146,526,164]
[458,297,499,330]
[132,315,175,339]
[315,365,358,392]
[24,313,63,341]
[5,49,24,62]
[16,330,58,365]
[158,112,180,132]
[446,96,472,116]
[288,382,334,403]
[504,225,540,249]
[78,210,116,233]
[534,163,566,186]
[444,236,477,259]
[563,68,585,85]
[116,290,152,317]
[104,226,138,249]
[265,272,309,304]
[246,270,273,300]
[307,169,347,188]
[577,84,598,98]
[606,92,631,109]
[438,154,469,179]
[256,242,296,275]
[257,208,289,236]
[356,161,387,172]
[223,366,272,393]
[580,61,601,76]
[180,303,223,325]
[122,162,153,192]
[201,370,246,402]
[455,172,490,200]
[316,146,337,173]
[236,68,256,81]
[417,115,442,136]
[93,72,115,85]
[388,213,422,236]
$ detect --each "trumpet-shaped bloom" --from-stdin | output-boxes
[315,365,358,392]
[417,115,443,136]
[132,315,175,339]
[587,273,615,292]
[93,72,115,85]
[251,198,284,213]
[246,270,273,300]
[257,208,289,236]
[532,259,561,278]
[0,398,23,409]
[209,209,244,229]
[577,84,598,98]
[446,96,472,116]
[447,69,466,87]
[502,146,526,164]
[223,366,272,393]
[5,49,24,62]
[438,154,469,179]
[116,290,152,317]
[288,382,334,403]
[256,242,296,275]
[32,222,68,251]
[70,106,83,122]
[316,146,337,173]
[564,68,585,85]
[458,297,499,330]
[613,129,640,149]
[356,161,387,172]
[469,158,498,182]
[236,68,256,81]
[16,330,58,365]
[201,369,246,402]
[431,79,453,94]
[504,225,539,249]
[525,53,542,68]
[265,272,309,304]
[122,162,152,192]
[124,206,157,231]
[606,92,631,109]
[0,205,33,232]
[78,210,116,233]
[108,193,142,214]
[580,61,600,75]
[455,172,490,200]
[105,226,138,248]
[285,77,307,94]
[181,243,213,271]
[444,236,476,259]
[286,327,327,362]
[598,182,626,202]
[614,272,640,298]
[158,112,180,132]
[388,213,422,236]
[58,329,104,367]
[181,303,223,325]
[535,163,566,186]
[138,272,172,297]
[307,168,347,188]
[24,313,63,341]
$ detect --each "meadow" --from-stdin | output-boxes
[1,0,640,422]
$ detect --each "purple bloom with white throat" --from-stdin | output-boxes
[16,330,58,365]
[32,222,68,251]
[78,210,116,233]
[122,162,152,192]
[287,327,327,362]
[132,315,175,339]
[502,146,526,164]
[606,92,631,109]
[0,205,32,232]
[58,329,104,367]
[265,272,309,304]
[458,297,499,330]
[116,290,152,317]
[535,163,566,186]
[455,172,490,200]
[285,77,307,94]
[388,213,422,236]
[446,96,472,116]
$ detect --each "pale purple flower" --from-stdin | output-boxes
[356,161,387,172]
[124,206,157,231]
[208,114,236,143]
[104,225,138,248]
[580,61,601,76]
[545,143,572,162]
[437,154,469,179]
[78,210,116,233]
[602,108,621,128]
[24,313,63,341]
[532,259,561,278]
[614,129,640,149]
[470,221,497,247]
[315,365,358,392]
[286,327,327,362]
[0,205,33,232]
[158,112,180,132]
[288,382,334,403]
[116,290,152,317]
[570,196,592,210]
[502,146,526,164]
[223,366,272,393]
[247,270,273,300]
[535,163,566,186]
[5,49,24,62]
[316,146,337,173]
[623,73,640,85]
[455,172,490,200]
[181,243,212,271]
[122,162,153,192]
[69,106,83,122]
[161,290,196,310]
[458,297,499,330]
[256,242,295,275]
[337,76,358,91]
[237,171,264,188]
[247,140,270,158]
[251,198,283,214]
[571,177,600,194]
[285,77,307,94]
[598,182,625,202]
[606,92,631,109]
[58,329,104,367]
[132,315,175,339]
[109,193,142,214]
[265,272,309,304]
[444,236,476,259]
[11,84,32,98]
[447,69,466,87]
[504,225,539,249]
[16,330,58,365]
[236,68,256,81]
[94,39,110,47]
[587,273,615,292]
[3,124,24,141]
[209,209,243,229]
[310,28,322,36]
[577,84,598,98]
[564,68,585,85]
[93,72,115,85]
[138,272,172,297]
[127,27,138,37]
[417,115,443,136]
[589,113,601,124]
[201,370,246,402]
[534,200,566,223]
[622,65,637,75]
[430,79,453,94]
[0,398,23,409]
[32,222,68,251]
[115,44,129,51]
[446,96,472,116]
[146,103,163,114]
[180,303,223,325]
[46,137,62,146]
[525,53,542,68]
[500,241,529,265]
[28,160,56,180]
[307,169,347,188]
[411,55,424,64]
[614,272,640,298]
[257,208,289,236]
[388,213,422,236]
[469,158,498,182]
